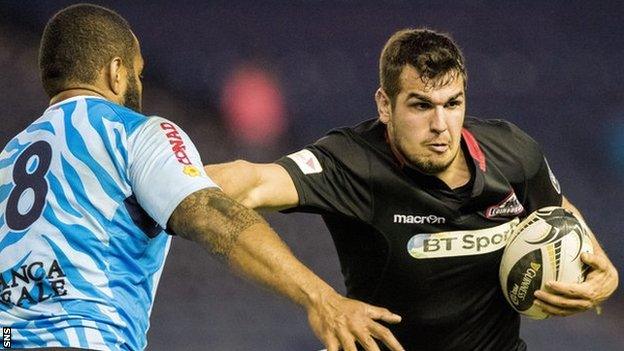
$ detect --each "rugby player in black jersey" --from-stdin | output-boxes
[206,29,618,351]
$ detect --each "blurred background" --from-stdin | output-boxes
[1,1,622,350]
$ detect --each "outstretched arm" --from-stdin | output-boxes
[534,196,619,317]
[205,160,298,211]
[168,187,405,351]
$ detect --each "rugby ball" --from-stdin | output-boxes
[499,206,593,319]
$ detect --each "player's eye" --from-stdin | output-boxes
[410,102,431,110]
[445,100,462,109]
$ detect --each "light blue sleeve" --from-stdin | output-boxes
[127,116,219,228]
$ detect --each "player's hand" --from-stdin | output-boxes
[533,252,619,317]
[305,291,405,351]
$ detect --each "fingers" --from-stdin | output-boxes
[366,305,402,324]
[545,281,596,300]
[321,316,405,351]
[353,329,381,351]
[324,334,340,351]
[336,327,358,351]
[534,290,593,310]
[534,283,597,318]
[340,323,405,351]
[369,322,405,351]
[533,299,585,317]
[356,304,403,351]
[309,298,404,351]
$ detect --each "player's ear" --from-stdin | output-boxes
[376,88,391,124]
[106,57,127,96]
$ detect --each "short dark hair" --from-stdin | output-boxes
[39,3,136,97]
[379,28,467,105]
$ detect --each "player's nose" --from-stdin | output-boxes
[430,106,448,133]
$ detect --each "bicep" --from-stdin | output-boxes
[250,163,299,211]
[205,161,299,211]
[274,142,372,219]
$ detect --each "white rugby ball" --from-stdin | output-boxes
[499,206,593,319]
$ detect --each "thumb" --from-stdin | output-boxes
[366,305,402,324]
[582,252,606,270]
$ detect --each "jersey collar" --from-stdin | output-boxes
[45,95,107,114]
[383,126,487,198]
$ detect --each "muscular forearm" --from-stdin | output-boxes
[561,196,606,256]
[169,188,337,308]
[169,188,405,351]
[562,196,618,292]
[228,222,338,308]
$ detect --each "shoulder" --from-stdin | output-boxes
[281,119,382,180]
[465,116,540,152]
[307,119,386,170]
[85,98,151,135]
[89,100,185,140]
[464,116,544,177]
[315,119,383,156]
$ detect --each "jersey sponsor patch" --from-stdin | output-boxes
[160,122,193,165]
[485,192,524,218]
[407,218,519,259]
[0,256,69,307]
[544,158,561,194]
[287,149,323,174]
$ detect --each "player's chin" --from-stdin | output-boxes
[410,157,453,174]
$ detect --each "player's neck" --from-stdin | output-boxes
[49,87,113,106]
[435,148,472,190]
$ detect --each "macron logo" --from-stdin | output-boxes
[393,214,446,224]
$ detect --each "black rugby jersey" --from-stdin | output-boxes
[276,117,562,351]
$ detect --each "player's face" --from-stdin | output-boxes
[123,39,144,113]
[379,65,465,175]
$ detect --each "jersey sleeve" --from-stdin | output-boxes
[522,155,563,212]
[503,121,563,212]
[127,117,219,228]
[275,130,372,220]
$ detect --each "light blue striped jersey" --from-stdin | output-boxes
[0,96,218,350]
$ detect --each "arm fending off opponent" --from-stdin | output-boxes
[204,160,298,211]
[167,186,405,351]
[167,187,322,304]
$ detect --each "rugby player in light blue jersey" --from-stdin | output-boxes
[0,4,406,351]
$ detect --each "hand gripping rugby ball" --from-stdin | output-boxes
[499,206,593,319]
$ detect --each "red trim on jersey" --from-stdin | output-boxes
[461,129,486,172]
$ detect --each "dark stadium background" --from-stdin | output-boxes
[1,1,622,350]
